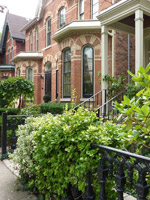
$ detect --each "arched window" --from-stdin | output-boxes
[59,7,65,28]
[45,62,52,100]
[17,68,20,76]
[27,68,33,82]
[63,48,71,98]
[79,0,84,20]
[83,46,94,98]
[92,0,99,19]
[46,18,51,47]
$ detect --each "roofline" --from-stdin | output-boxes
[21,17,38,32]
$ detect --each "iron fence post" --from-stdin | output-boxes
[1,112,7,155]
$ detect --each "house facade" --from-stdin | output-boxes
[12,0,136,105]
[0,13,29,80]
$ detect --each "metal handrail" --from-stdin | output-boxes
[74,89,106,110]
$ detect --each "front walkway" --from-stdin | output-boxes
[0,161,36,200]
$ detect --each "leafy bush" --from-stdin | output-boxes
[11,107,127,200]
[39,102,74,114]
[0,107,19,115]
[0,77,34,108]
[98,72,126,99]
[115,64,150,154]
[125,80,143,99]
[19,104,41,115]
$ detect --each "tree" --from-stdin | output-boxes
[0,76,34,108]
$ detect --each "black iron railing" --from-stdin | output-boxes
[1,113,42,155]
[97,90,125,121]
[74,89,107,111]
[90,144,150,200]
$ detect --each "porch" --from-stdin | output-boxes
[98,0,150,91]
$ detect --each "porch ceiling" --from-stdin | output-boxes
[97,0,150,34]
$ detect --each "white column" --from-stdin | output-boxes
[135,9,144,74]
[101,25,108,91]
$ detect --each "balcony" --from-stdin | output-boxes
[52,20,101,42]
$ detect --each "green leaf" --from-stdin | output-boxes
[125,120,132,131]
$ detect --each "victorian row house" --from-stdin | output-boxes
[1,0,150,105]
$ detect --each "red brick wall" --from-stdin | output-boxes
[16,0,135,105]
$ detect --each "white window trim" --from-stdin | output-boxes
[91,0,99,19]
[78,0,84,20]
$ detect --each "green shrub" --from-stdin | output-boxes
[39,102,74,114]
[11,107,127,200]
[0,107,19,115]
[125,80,143,99]
[19,104,41,115]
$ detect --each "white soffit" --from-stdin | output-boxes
[52,20,101,42]
[97,0,150,25]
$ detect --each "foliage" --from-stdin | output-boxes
[43,94,51,103]
[19,104,41,115]
[125,80,143,99]
[115,64,150,154]
[98,72,126,99]
[39,102,75,114]
[0,107,19,115]
[11,108,127,200]
[0,77,34,108]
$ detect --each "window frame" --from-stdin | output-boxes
[82,45,94,98]
[17,68,21,76]
[92,0,99,19]
[79,0,84,20]
[59,7,65,28]
[46,17,51,47]
[63,48,71,98]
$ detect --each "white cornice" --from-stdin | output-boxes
[12,52,43,62]
[52,20,101,42]
[98,0,150,26]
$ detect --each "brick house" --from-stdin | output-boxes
[0,13,29,80]
[11,0,136,105]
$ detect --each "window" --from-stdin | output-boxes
[59,7,65,27]
[36,27,39,51]
[11,47,13,60]
[63,48,71,98]
[30,32,33,51]
[45,62,52,100]
[92,0,99,19]
[8,49,10,64]
[27,68,33,82]
[79,0,84,20]
[17,68,20,76]
[83,46,94,98]
[46,18,51,47]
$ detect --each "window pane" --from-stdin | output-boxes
[83,46,94,98]
[63,48,71,97]
[93,0,98,4]
[28,68,33,82]
[60,7,65,27]
[46,19,51,46]
[92,0,99,19]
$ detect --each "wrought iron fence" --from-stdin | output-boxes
[1,112,40,155]
[90,144,150,200]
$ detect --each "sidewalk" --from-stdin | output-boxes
[0,161,36,200]
[0,159,136,200]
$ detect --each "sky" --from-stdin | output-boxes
[0,0,39,32]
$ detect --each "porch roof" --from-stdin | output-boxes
[52,20,101,42]
[97,0,150,34]
[12,52,43,62]
[0,65,15,71]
